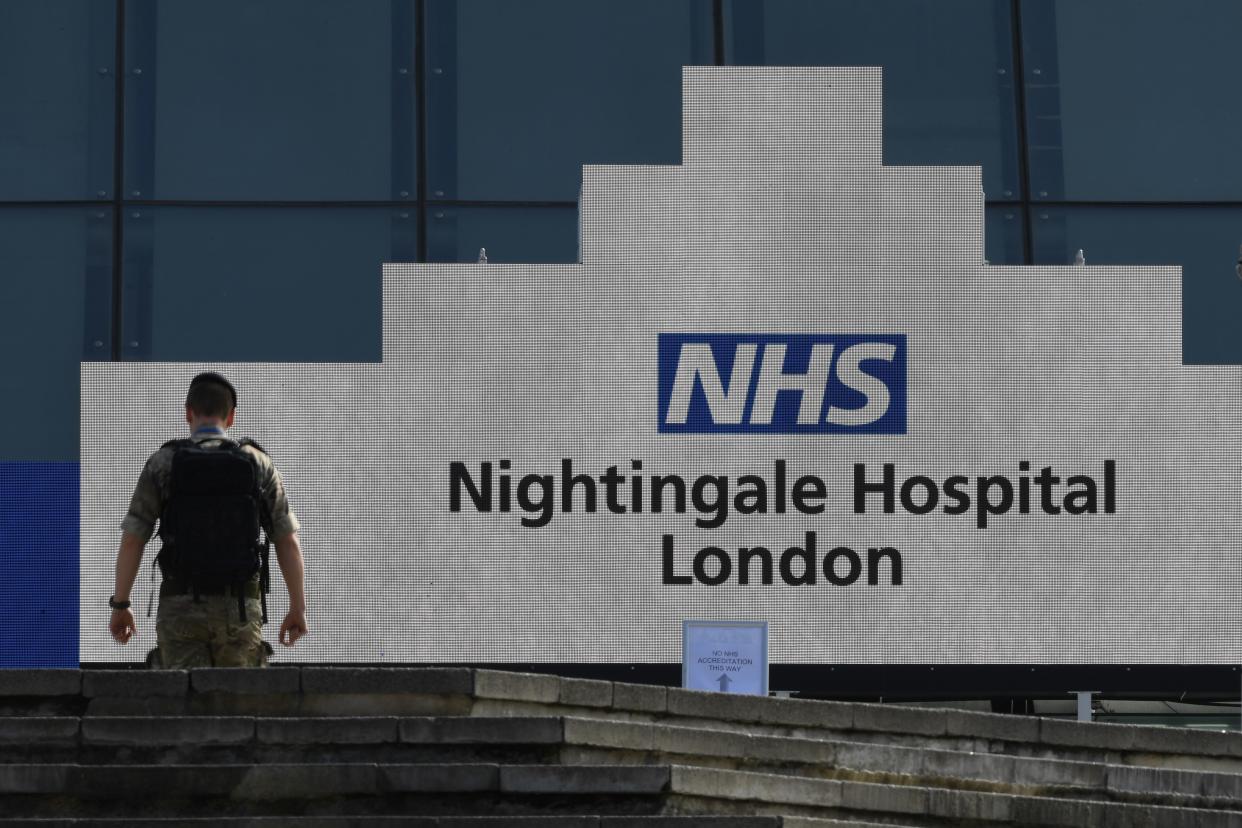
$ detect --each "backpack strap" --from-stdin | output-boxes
[238,438,267,455]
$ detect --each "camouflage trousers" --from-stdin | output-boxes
[155,592,268,669]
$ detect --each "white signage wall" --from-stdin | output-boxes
[81,67,1242,664]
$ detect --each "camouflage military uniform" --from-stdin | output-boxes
[122,431,299,668]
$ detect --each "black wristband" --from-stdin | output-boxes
[108,596,131,611]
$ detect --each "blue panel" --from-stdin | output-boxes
[0,208,112,461]
[0,0,115,200]
[425,0,714,201]
[726,0,1022,200]
[426,206,579,263]
[124,0,415,201]
[0,463,79,668]
[1030,206,1242,364]
[120,207,406,362]
[985,205,1025,265]
[1021,0,1242,201]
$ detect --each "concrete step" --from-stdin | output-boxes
[470,670,1242,777]
[8,712,1241,813]
[5,667,1240,823]
[666,764,1242,827]
[0,763,674,820]
[561,715,1242,811]
[1,760,1237,826]
[0,818,918,828]
[0,716,566,766]
[6,668,1238,778]
[0,818,806,828]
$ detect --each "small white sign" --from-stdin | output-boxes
[682,620,769,695]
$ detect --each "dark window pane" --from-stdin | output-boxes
[985,205,1025,265]
[425,0,713,201]
[124,0,415,201]
[0,1,114,200]
[1031,206,1242,364]
[426,206,579,263]
[0,208,111,460]
[725,0,1021,200]
[120,207,408,362]
[1022,0,1242,201]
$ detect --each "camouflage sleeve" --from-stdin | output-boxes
[250,450,300,538]
[120,450,169,542]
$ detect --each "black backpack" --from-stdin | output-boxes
[156,438,271,622]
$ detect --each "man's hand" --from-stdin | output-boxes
[109,608,136,644]
[279,609,307,647]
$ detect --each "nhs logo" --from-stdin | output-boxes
[657,333,906,434]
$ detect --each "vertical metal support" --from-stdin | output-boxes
[1074,690,1096,722]
[422,0,458,202]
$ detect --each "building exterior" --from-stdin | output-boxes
[2,1,1241,693]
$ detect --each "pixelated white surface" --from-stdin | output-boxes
[81,68,1241,663]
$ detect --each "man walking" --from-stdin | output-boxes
[108,372,307,667]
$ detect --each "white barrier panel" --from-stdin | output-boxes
[81,67,1242,664]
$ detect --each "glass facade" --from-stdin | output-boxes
[1021,0,1242,202]
[3,0,1241,461]
[122,0,412,201]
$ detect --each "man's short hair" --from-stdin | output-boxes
[186,372,237,419]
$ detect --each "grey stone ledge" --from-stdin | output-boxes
[833,741,922,778]
[850,702,947,737]
[655,723,752,760]
[301,667,473,696]
[12,819,441,827]
[67,764,248,797]
[233,763,379,799]
[781,819,916,828]
[670,765,842,808]
[501,763,670,794]
[560,677,614,708]
[82,669,187,699]
[1107,762,1242,804]
[758,696,852,730]
[85,697,188,717]
[300,691,471,717]
[1121,720,1242,759]
[944,708,1040,743]
[82,716,254,746]
[744,731,837,765]
[0,763,71,793]
[382,762,500,792]
[1003,788,1236,828]
[612,681,668,713]
[924,786,1015,823]
[602,820,783,828]
[474,669,560,704]
[257,716,398,745]
[0,669,81,697]
[1040,717,1143,752]
[564,717,656,752]
[0,715,79,744]
[400,716,562,745]
[666,688,771,723]
[66,764,378,800]
[442,819,596,828]
[841,779,929,815]
[191,667,301,695]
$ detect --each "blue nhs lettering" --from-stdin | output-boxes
[657,334,906,434]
